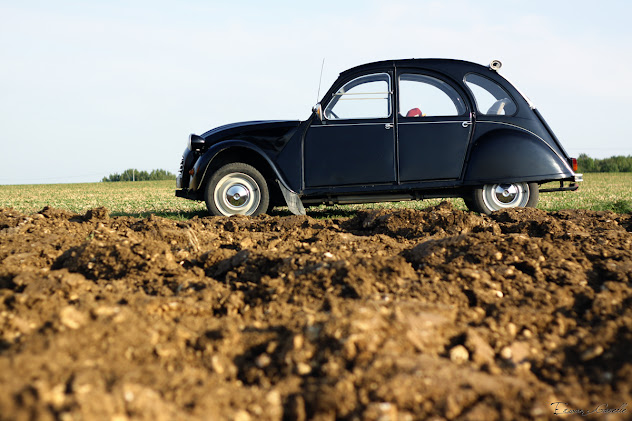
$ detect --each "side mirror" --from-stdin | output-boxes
[312,103,323,122]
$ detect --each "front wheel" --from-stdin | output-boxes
[465,182,539,215]
[205,163,270,216]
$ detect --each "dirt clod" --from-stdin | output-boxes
[1,203,631,420]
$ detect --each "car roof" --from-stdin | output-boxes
[338,58,491,78]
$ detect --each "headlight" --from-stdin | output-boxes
[188,134,205,151]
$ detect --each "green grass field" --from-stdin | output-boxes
[0,173,630,219]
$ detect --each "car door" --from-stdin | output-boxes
[304,72,396,188]
[396,71,472,182]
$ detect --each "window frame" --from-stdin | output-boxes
[463,73,518,117]
[324,72,393,121]
[398,73,468,118]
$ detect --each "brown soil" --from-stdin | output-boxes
[1,203,631,420]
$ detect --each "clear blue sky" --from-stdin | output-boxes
[1,0,631,184]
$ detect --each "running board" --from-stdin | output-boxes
[303,194,414,205]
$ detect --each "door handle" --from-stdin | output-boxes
[462,121,472,128]
[385,123,394,129]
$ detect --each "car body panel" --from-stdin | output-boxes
[194,140,302,194]
[397,120,472,181]
[200,120,300,150]
[464,126,570,184]
[184,121,301,191]
[304,122,397,187]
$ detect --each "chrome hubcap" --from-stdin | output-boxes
[213,173,261,216]
[226,184,249,207]
[495,184,519,204]
[482,182,529,211]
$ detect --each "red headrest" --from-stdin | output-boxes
[406,108,422,117]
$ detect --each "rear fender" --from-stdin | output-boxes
[464,128,573,185]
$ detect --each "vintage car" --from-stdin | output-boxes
[176,58,582,216]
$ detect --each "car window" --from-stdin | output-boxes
[399,74,466,117]
[464,73,517,115]
[324,73,391,120]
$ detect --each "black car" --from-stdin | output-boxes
[176,59,582,216]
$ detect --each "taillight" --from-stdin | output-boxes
[569,158,578,172]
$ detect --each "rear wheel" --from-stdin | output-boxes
[205,162,270,216]
[465,182,538,215]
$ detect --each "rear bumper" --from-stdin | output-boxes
[540,174,582,193]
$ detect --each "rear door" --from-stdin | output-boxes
[304,72,396,188]
[396,70,472,182]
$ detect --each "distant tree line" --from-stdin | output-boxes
[577,154,632,173]
[101,169,176,182]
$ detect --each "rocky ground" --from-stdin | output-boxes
[0,203,631,420]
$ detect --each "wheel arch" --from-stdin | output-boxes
[192,141,291,206]
[464,128,573,185]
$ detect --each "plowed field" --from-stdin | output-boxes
[1,204,631,420]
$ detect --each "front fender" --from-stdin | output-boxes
[464,128,573,185]
[189,140,295,193]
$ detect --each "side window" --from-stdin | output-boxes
[399,74,466,117]
[324,73,391,120]
[464,73,517,115]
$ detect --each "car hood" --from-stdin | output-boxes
[200,120,302,145]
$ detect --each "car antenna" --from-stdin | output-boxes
[316,58,325,102]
